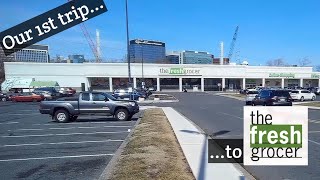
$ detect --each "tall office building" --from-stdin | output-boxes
[166,51,180,64]
[129,39,166,63]
[14,44,49,63]
[68,55,85,63]
[181,50,213,64]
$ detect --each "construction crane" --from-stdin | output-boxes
[67,0,101,63]
[227,26,239,62]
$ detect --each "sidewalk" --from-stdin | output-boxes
[162,107,251,180]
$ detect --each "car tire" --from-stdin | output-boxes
[54,109,70,123]
[300,96,304,102]
[251,102,255,106]
[312,96,316,101]
[1,97,6,102]
[115,108,129,121]
[263,102,267,106]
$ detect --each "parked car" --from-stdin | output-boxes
[11,92,45,102]
[39,92,139,123]
[147,86,156,91]
[252,90,292,106]
[113,88,145,100]
[0,93,9,102]
[307,87,320,95]
[135,87,152,97]
[289,90,316,101]
[245,90,259,105]
[59,87,77,96]
[33,87,60,100]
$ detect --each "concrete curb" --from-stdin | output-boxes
[162,107,255,180]
[98,112,144,180]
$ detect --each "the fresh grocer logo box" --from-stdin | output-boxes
[243,106,308,166]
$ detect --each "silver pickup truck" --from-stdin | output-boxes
[39,92,139,123]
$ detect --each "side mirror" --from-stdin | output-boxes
[105,97,109,101]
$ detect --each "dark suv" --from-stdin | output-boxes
[252,90,292,106]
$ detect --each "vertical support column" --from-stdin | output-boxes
[109,77,113,92]
[242,78,246,90]
[201,78,205,92]
[179,77,183,92]
[281,78,285,89]
[222,78,226,91]
[318,79,320,88]
[157,78,160,91]
[300,78,304,88]
[133,77,137,88]
[262,78,266,87]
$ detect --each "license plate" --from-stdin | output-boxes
[280,99,285,102]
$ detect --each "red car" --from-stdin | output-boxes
[11,93,45,102]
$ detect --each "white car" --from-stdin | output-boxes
[245,90,259,105]
[290,90,316,101]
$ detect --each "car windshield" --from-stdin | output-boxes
[291,91,299,93]
[273,91,290,96]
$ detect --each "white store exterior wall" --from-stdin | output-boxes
[4,62,320,92]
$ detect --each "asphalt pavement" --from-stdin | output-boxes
[158,92,320,180]
[0,102,139,180]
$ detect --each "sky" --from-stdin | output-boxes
[1,0,320,66]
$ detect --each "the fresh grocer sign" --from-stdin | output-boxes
[159,67,201,75]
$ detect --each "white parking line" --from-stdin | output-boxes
[309,131,320,134]
[218,112,243,120]
[309,119,320,123]
[0,122,19,125]
[3,113,40,116]
[2,140,124,147]
[309,140,320,146]
[33,121,135,126]
[0,154,113,162]
[1,131,129,138]
[14,129,43,131]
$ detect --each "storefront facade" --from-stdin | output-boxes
[3,62,320,92]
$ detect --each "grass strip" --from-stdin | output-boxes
[107,108,195,180]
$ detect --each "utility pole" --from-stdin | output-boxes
[125,0,131,87]
[141,46,144,88]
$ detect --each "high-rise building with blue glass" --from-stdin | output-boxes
[181,50,213,64]
[129,39,166,63]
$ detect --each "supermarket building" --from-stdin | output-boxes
[3,62,320,92]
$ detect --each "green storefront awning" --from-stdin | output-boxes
[29,81,59,87]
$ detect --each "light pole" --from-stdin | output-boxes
[125,0,131,87]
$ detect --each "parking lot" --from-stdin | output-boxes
[0,102,140,180]
[158,92,320,180]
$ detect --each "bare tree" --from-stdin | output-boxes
[298,57,312,67]
[266,58,286,66]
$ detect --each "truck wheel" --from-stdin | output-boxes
[115,108,129,121]
[54,110,70,123]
